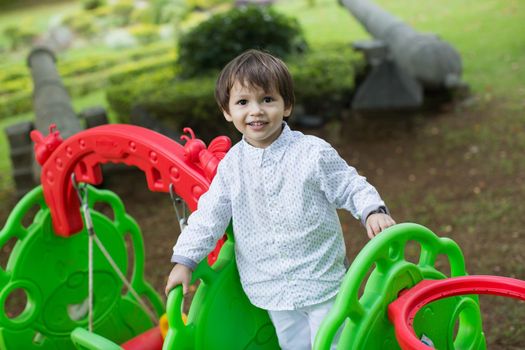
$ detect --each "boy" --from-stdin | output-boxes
[165,49,395,349]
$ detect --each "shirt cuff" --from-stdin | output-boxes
[171,255,198,270]
[360,205,390,226]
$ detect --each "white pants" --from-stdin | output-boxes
[268,296,341,350]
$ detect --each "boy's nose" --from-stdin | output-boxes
[249,103,263,115]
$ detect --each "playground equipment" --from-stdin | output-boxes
[389,275,525,350]
[339,0,463,110]
[0,124,231,349]
[1,124,524,349]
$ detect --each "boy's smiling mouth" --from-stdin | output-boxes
[247,121,268,126]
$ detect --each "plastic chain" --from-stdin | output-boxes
[389,275,525,350]
[313,223,486,350]
[30,124,231,236]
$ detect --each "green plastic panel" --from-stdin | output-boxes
[164,225,280,350]
[0,186,163,349]
[314,223,486,350]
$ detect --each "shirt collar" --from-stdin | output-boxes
[242,122,292,167]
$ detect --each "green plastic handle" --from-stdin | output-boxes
[166,286,186,331]
[70,327,122,350]
[314,223,466,349]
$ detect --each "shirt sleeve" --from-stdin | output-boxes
[171,160,232,268]
[316,142,386,223]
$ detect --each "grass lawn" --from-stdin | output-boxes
[278,0,525,101]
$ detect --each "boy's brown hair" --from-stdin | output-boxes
[215,49,295,114]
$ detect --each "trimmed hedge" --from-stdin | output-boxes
[0,42,174,89]
[0,90,32,118]
[58,42,174,78]
[290,45,363,116]
[0,50,176,120]
[106,68,233,142]
[106,45,364,139]
[106,67,219,121]
[0,66,27,83]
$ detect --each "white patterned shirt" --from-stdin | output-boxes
[172,123,386,310]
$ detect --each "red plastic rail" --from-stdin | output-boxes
[388,275,525,350]
[31,124,231,237]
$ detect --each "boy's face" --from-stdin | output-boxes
[223,80,292,149]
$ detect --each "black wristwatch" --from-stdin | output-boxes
[368,206,389,216]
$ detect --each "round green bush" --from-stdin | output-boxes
[177,5,307,77]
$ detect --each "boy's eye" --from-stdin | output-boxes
[263,97,274,103]
[236,99,247,105]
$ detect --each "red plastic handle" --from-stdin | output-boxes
[33,124,231,237]
[388,275,525,350]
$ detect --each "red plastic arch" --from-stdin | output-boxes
[31,124,231,237]
[388,275,525,350]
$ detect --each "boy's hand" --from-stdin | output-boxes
[165,264,192,297]
[365,213,396,239]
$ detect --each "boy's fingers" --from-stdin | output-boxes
[367,216,396,239]
[165,282,173,297]
[165,281,189,296]
[383,218,396,230]
[367,224,378,239]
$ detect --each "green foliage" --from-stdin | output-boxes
[0,90,32,119]
[106,69,224,139]
[0,78,31,95]
[107,52,176,84]
[130,7,156,24]
[186,0,230,11]
[0,65,27,83]
[105,46,362,139]
[90,4,113,18]
[62,12,98,37]
[128,24,160,45]
[112,0,135,26]
[82,0,106,11]
[177,5,307,77]
[0,44,176,121]
[151,0,192,25]
[290,45,363,116]
[2,25,38,50]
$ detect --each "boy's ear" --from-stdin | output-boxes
[223,110,233,122]
[284,105,292,118]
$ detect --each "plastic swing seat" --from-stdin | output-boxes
[164,225,280,350]
[313,223,486,350]
[0,185,164,349]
